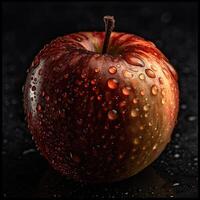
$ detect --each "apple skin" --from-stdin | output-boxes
[23,32,179,183]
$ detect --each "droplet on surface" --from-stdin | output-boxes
[108,109,118,120]
[123,70,132,78]
[159,77,164,84]
[133,138,140,145]
[139,73,145,80]
[161,98,165,104]
[70,152,81,163]
[37,104,42,112]
[31,86,36,91]
[161,88,166,96]
[94,68,100,73]
[131,110,138,117]
[145,68,156,78]
[119,101,126,107]
[125,54,145,67]
[140,90,145,96]
[122,86,132,96]
[152,144,158,150]
[162,68,170,79]
[107,78,118,89]
[151,85,158,95]
[144,113,148,118]
[148,122,152,126]
[151,65,157,71]
[108,66,117,74]
[91,79,96,85]
[139,125,144,130]
[132,98,138,104]
[143,104,149,111]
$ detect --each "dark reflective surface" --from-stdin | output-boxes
[2,2,198,198]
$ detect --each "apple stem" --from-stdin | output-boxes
[102,16,115,54]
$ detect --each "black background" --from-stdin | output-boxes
[2,1,198,198]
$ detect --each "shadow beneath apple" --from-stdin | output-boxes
[33,165,174,198]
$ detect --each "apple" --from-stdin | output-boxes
[23,16,179,183]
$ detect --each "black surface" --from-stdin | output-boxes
[2,1,198,198]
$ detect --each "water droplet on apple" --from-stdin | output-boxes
[38,69,43,75]
[132,98,138,104]
[125,54,145,67]
[152,144,158,150]
[108,66,117,74]
[151,65,157,71]
[161,88,166,96]
[94,68,100,73]
[159,77,164,84]
[145,68,156,78]
[122,86,131,96]
[151,85,158,95]
[108,109,118,120]
[32,86,36,91]
[123,70,132,78]
[139,125,144,130]
[133,138,140,145]
[139,73,145,80]
[131,110,138,117]
[148,122,152,126]
[119,101,126,107]
[97,95,102,101]
[161,98,165,104]
[107,78,118,89]
[140,90,145,96]
[70,152,81,163]
[91,79,96,85]
[143,104,149,111]
[45,96,50,101]
[144,113,148,118]
[75,37,82,42]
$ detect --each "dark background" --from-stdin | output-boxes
[2,1,198,198]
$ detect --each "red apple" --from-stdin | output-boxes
[23,16,179,183]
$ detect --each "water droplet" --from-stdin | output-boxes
[161,88,166,96]
[122,86,132,96]
[45,96,50,101]
[152,144,158,150]
[108,109,118,120]
[143,104,149,111]
[119,101,126,107]
[107,78,118,89]
[97,95,102,101]
[144,113,148,118]
[91,79,96,85]
[145,68,156,78]
[139,125,144,130]
[139,73,145,80]
[64,74,69,79]
[187,115,196,121]
[75,37,82,42]
[159,77,164,84]
[32,86,36,91]
[140,90,145,96]
[94,68,100,73]
[108,66,117,74]
[125,54,145,67]
[131,110,138,117]
[148,122,152,126]
[37,104,42,111]
[132,98,138,104]
[133,138,140,145]
[123,70,132,78]
[151,85,158,95]
[151,65,157,71]
[161,98,165,104]
[38,69,43,75]
[162,68,170,79]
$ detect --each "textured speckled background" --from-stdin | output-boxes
[2,1,198,198]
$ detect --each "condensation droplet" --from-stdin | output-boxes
[140,125,144,130]
[140,90,145,96]
[94,68,100,73]
[108,109,118,120]
[143,104,149,111]
[161,88,166,96]
[132,98,138,104]
[108,66,117,74]
[139,73,145,80]
[153,144,158,150]
[32,86,36,91]
[123,70,132,78]
[148,122,152,126]
[119,101,126,107]
[37,104,42,112]
[122,86,132,96]
[159,77,164,84]
[125,54,145,67]
[144,113,148,118]
[161,98,165,104]
[107,78,118,89]
[145,68,156,78]
[131,110,138,117]
[151,65,157,71]
[151,85,158,95]
[133,138,140,145]
[91,79,96,85]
